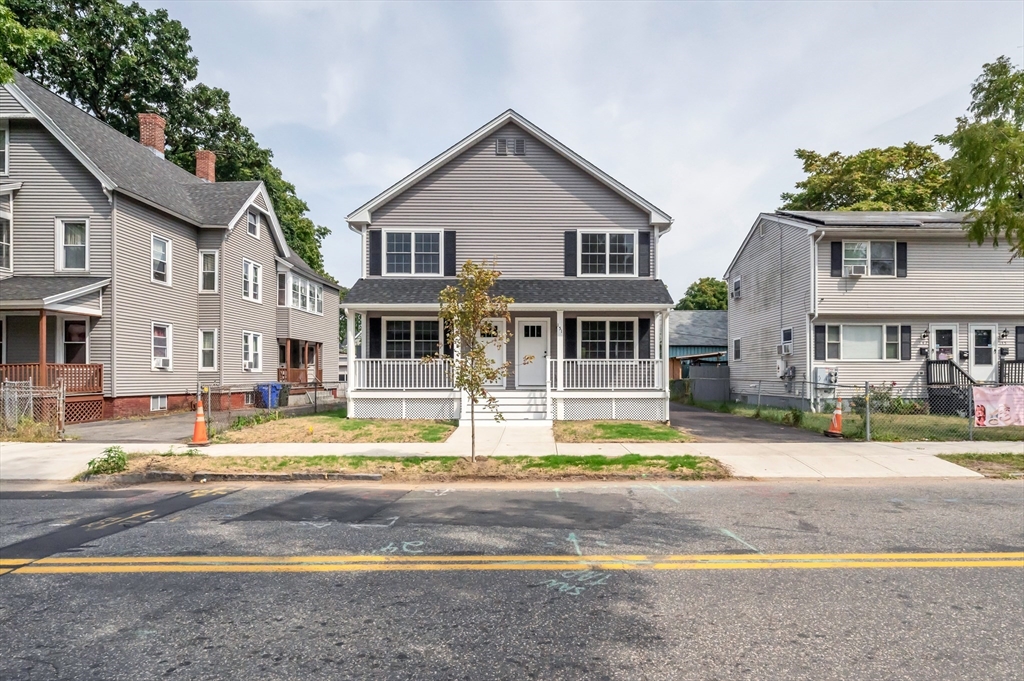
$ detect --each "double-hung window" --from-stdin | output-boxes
[247,211,259,238]
[0,120,8,175]
[242,331,262,371]
[277,273,287,305]
[60,220,88,271]
[385,320,439,359]
[843,241,896,276]
[825,324,901,360]
[580,320,635,359]
[385,231,441,275]
[152,322,172,370]
[580,231,635,276]
[63,320,87,364]
[0,212,10,271]
[151,235,170,284]
[199,329,217,370]
[199,250,217,292]
[242,259,261,302]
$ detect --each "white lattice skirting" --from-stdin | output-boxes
[349,397,457,420]
[556,397,667,421]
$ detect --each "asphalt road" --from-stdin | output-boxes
[1,479,1022,680]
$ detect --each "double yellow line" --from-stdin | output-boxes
[2,552,1021,575]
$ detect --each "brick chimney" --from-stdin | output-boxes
[137,113,166,157]
[195,150,216,183]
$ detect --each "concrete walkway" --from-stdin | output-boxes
[2,424,1019,479]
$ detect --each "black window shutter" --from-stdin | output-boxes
[638,318,651,359]
[564,318,577,359]
[368,317,382,358]
[896,242,908,278]
[830,242,842,277]
[443,231,457,276]
[814,325,826,361]
[564,231,577,277]
[1017,326,1024,360]
[368,231,382,276]
[900,325,912,360]
[638,232,651,277]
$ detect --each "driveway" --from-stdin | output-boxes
[670,402,828,442]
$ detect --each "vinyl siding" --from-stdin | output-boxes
[367,122,655,278]
[219,210,279,388]
[816,236,1024,316]
[727,218,812,399]
[59,289,102,312]
[89,289,112,395]
[197,230,224,334]
[0,87,30,116]
[5,120,112,277]
[112,196,199,396]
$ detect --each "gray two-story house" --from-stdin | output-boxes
[724,211,1024,410]
[0,73,340,421]
[342,110,675,421]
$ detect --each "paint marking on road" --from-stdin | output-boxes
[647,485,680,504]
[4,552,1020,575]
[720,528,761,554]
[567,533,582,556]
[349,516,399,529]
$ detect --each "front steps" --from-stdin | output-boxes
[461,389,547,421]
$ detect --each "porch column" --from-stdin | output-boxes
[345,308,355,397]
[555,310,564,391]
[285,338,292,381]
[38,309,48,387]
[662,311,671,390]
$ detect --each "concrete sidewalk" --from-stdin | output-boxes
[2,429,1018,480]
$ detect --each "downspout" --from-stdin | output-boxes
[110,193,118,399]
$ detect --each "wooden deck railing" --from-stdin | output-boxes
[277,368,323,384]
[0,363,103,394]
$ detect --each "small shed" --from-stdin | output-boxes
[668,310,728,379]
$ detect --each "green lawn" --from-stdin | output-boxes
[216,408,456,444]
[554,420,690,443]
[937,453,1024,478]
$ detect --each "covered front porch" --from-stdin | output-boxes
[277,338,324,389]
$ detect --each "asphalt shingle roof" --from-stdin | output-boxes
[777,210,969,228]
[12,73,260,226]
[0,276,109,302]
[668,310,727,347]
[344,278,674,306]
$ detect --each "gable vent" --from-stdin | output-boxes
[495,138,526,156]
[496,139,508,156]
[513,138,525,155]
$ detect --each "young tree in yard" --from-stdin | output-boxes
[779,143,948,212]
[433,261,518,462]
[936,56,1024,258]
[675,277,728,311]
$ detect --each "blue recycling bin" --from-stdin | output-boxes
[255,383,282,409]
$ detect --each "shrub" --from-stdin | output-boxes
[230,410,281,430]
[781,408,804,427]
[86,446,128,475]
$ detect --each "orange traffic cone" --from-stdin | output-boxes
[190,394,210,446]
[824,397,843,438]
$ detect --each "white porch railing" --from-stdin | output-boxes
[550,359,664,390]
[352,358,453,390]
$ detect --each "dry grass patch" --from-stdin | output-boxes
[0,419,67,442]
[214,408,456,444]
[555,420,691,443]
[937,453,1024,479]
[120,452,729,482]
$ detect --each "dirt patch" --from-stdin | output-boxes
[937,453,1024,479]
[122,453,730,483]
[214,409,456,444]
[554,420,691,443]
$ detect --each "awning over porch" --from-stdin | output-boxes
[0,276,109,316]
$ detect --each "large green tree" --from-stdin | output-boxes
[0,1,56,83]
[1,0,330,273]
[780,143,948,212]
[675,277,728,311]
[936,56,1024,258]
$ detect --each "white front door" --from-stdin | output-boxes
[478,319,506,388]
[969,324,997,383]
[929,324,958,361]
[516,319,548,387]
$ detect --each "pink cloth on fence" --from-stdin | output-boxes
[972,385,1024,427]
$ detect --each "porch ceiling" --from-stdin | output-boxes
[344,278,674,307]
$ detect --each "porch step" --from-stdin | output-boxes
[465,390,547,420]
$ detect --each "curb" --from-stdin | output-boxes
[86,471,383,484]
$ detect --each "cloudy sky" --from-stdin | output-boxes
[145,0,1022,298]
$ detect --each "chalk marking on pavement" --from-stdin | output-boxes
[349,516,399,529]
[6,552,1020,575]
[554,488,562,501]
[567,533,582,556]
[648,485,680,504]
[720,528,761,554]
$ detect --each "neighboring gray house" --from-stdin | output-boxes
[0,73,340,421]
[342,110,675,421]
[723,211,1024,410]
[668,310,727,379]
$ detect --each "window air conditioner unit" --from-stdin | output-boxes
[777,342,793,356]
[153,357,170,369]
[244,361,254,371]
[844,264,867,277]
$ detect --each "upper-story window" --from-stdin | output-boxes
[843,241,895,276]
[151,234,170,284]
[59,219,88,271]
[278,273,287,306]
[579,231,635,276]
[247,211,260,238]
[199,250,217,292]
[284,272,323,314]
[385,231,440,275]
[242,259,261,302]
[0,213,10,271]
[0,120,8,175]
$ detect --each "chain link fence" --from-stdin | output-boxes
[674,376,1024,442]
[0,380,66,439]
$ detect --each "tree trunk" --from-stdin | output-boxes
[470,395,476,463]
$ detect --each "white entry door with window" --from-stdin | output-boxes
[929,324,958,361]
[516,319,548,388]
[969,324,997,383]
[478,319,506,388]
